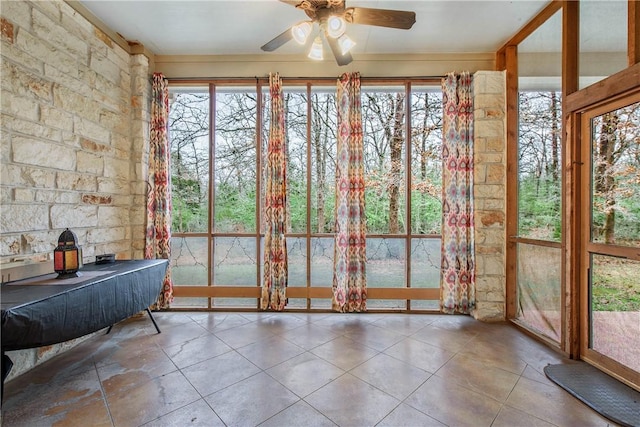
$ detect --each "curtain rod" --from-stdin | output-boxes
[165,75,445,83]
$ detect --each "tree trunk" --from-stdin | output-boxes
[314,95,327,233]
[414,92,429,233]
[595,112,618,244]
[388,93,405,234]
[550,91,559,183]
[284,95,291,233]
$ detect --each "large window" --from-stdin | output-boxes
[168,79,442,310]
[514,7,563,342]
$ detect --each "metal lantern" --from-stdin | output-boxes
[54,228,80,279]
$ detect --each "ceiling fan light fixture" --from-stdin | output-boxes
[326,15,346,38]
[292,21,312,44]
[338,34,356,55]
[308,36,323,60]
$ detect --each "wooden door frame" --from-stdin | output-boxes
[567,66,640,390]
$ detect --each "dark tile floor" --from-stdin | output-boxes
[1,312,618,426]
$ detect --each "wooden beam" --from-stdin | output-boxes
[174,286,260,298]
[562,1,579,97]
[561,0,579,358]
[565,62,640,112]
[65,1,132,54]
[367,288,439,299]
[496,1,562,61]
[564,116,582,360]
[629,0,640,66]
[173,286,440,300]
[495,51,506,71]
[505,45,518,321]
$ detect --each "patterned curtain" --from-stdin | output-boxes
[332,72,367,313]
[261,72,288,311]
[440,71,475,314]
[145,72,173,309]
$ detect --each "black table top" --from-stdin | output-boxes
[1,259,168,312]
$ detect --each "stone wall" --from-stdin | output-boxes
[0,0,151,378]
[472,71,507,321]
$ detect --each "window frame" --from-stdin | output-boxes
[167,77,444,312]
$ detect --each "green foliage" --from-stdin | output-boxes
[592,191,640,244]
[214,183,256,232]
[518,176,562,240]
[172,197,207,233]
[172,175,207,232]
[592,284,640,311]
[411,192,442,234]
[592,257,640,312]
[287,179,307,232]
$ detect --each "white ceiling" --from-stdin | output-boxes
[77,0,558,57]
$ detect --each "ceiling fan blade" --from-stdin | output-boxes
[261,28,293,52]
[345,7,416,30]
[326,36,353,66]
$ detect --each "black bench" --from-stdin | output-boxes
[1,259,168,392]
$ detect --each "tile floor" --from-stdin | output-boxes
[1,312,619,427]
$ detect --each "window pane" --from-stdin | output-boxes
[411,300,440,310]
[410,236,440,310]
[169,88,210,233]
[518,10,562,240]
[517,91,562,241]
[213,236,257,286]
[590,101,640,247]
[518,9,561,94]
[170,236,209,308]
[285,90,308,233]
[516,243,561,342]
[260,86,269,234]
[215,88,257,233]
[310,237,333,287]
[213,297,257,308]
[362,87,406,234]
[411,87,443,234]
[590,254,640,373]
[310,298,332,309]
[410,237,441,288]
[310,89,337,233]
[579,2,627,89]
[367,237,405,288]
[367,238,406,309]
[287,237,307,288]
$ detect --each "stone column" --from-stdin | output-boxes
[472,71,507,321]
[130,53,152,259]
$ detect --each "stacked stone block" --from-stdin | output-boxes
[472,71,507,321]
[0,0,151,377]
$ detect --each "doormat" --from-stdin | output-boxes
[544,362,640,427]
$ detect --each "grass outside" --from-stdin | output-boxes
[592,255,640,312]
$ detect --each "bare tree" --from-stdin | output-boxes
[311,92,337,233]
[169,92,210,232]
[517,91,563,240]
[388,93,405,234]
[362,91,406,233]
[592,103,640,244]
[595,112,618,243]
[411,91,443,234]
[549,91,560,182]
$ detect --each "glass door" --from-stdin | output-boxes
[580,92,640,388]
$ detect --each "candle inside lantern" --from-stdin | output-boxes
[54,228,81,279]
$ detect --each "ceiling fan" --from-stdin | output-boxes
[260,0,416,66]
